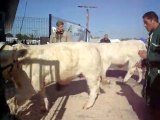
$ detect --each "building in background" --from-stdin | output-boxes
[0,0,19,41]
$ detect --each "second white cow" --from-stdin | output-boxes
[94,40,147,83]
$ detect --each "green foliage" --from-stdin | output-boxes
[15,33,29,40]
[15,33,39,40]
[6,33,13,37]
[16,33,23,40]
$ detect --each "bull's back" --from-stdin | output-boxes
[98,40,146,65]
[18,42,101,82]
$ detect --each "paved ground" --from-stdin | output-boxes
[7,67,156,120]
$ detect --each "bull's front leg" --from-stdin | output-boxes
[83,75,101,109]
[39,87,49,112]
[123,67,136,83]
[32,72,49,112]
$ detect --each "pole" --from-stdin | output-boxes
[77,5,97,42]
[86,9,89,42]
[86,8,89,31]
[49,14,52,38]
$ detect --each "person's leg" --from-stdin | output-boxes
[148,72,160,120]
[149,107,160,120]
[0,88,11,119]
[141,64,149,96]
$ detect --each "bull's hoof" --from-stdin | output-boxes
[137,80,142,84]
[101,79,111,85]
[122,78,128,84]
[82,103,93,110]
[82,105,90,110]
[116,81,125,85]
[106,80,111,84]
[122,81,127,83]
[121,81,127,85]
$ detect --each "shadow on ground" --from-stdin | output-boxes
[17,79,88,120]
[116,81,153,120]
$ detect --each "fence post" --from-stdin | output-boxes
[85,28,90,42]
[85,28,87,42]
[49,14,52,38]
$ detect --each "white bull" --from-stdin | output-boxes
[1,42,102,113]
[95,40,147,83]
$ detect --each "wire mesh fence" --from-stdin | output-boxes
[6,14,91,43]
[7,16,49,38]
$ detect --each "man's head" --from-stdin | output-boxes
[104,34,108,38]
[56,20,64,32]
[143,11,159,32]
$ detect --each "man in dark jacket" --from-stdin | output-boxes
[100,34,111,43]
[139,11,160,120]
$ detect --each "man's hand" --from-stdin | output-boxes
[138,50,147,59]
[136,61,142,68]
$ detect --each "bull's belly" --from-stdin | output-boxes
[44,69,78,85]
[110,59,128,65]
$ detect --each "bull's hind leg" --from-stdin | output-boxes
[40,87,49,112]
[123,62,136,83]
[83,74,101,109]
[101,62,111,84]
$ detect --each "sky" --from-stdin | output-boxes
[15,0,160,39]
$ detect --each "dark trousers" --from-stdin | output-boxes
[0,87,10,119]
[142,62,160,109]
[141,62,160,120]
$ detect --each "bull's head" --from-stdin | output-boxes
[0,42,27,85]
[0,42,28,114]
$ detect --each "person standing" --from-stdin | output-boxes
[50,20,72,43]
[139,11,160,120]
[100,34,111,43]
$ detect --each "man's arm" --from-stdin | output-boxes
[137,50,147,68]
[138,50,147,59]
[150,35,160,52]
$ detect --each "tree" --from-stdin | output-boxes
[16,33,23,40]
[29,34,34,39]
[16,33,29,40]
[6,33,13,37]
[23,34,29,40]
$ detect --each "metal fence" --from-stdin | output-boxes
[8,16,49,38]
[7,14,91,43]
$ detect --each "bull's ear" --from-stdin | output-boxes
[16,49,28,58]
